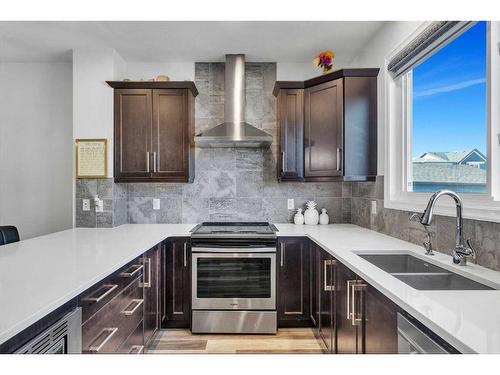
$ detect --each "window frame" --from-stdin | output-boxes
[384,21,500,223]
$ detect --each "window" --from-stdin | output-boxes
[385,21,500,221]
[407,22,488,194]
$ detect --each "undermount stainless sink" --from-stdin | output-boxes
[359,254,445,274]
[358,253,495,291]
[393,273,493,290]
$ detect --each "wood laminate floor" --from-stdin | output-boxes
[146,328,325,354]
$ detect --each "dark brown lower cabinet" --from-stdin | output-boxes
[336,262,400,354]
[143,245,160,345]
[80,262,145,354]
[336,261,364,354]
[119,320,145,354]
[283,237,400,354]
[309,243,319,329]
[317,246,336,353]
[277,238,311,327]
[161,238,191,328]
[364,284,399,354]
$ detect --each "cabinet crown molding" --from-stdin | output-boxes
[106,81,199,97]
[272,68,379,97]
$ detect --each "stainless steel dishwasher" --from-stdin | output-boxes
[397,313,455,354]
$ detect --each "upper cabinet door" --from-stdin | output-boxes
[278,89,304,181]
[343,76,378,178]
[304,79,343,180]
[152,89,192,181]
[114,89,152,181]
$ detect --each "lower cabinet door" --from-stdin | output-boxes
[143,245,160,345]
[364,285,399,353]
[161,238,191,328]
[82,277,144,354]
[277,238,311,327]
[118,321,145,354]
[309,243,319,328]
[336,262,361,354]
[318,248,335,353]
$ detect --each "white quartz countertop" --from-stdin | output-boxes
[2,223,500,353]
[0,224,195,346]
[275,224,500,354]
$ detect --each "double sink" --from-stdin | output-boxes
[358,253,495,290]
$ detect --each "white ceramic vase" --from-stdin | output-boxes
[294,208,304,225]
[304,201,319,225]
[319,208,330,225]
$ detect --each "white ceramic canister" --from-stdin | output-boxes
[319,208,330,225]
[304,201,319,225]
[294,208,305,225]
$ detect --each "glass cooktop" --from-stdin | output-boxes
[191,222,277,235]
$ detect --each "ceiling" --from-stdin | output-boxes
[0,21,387,63]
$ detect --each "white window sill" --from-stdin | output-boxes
[384,194,500,223]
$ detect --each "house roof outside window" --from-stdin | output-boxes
[412,148,487,184]
[413,149,486,164]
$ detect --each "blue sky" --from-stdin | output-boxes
[412,21,487,158]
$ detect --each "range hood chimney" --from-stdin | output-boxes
[194,54,273,148]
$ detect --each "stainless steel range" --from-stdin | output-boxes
[190,222,278,334]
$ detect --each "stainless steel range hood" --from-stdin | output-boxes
[195,54,273,148]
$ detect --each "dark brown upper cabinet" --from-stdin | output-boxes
[107,81,197,183]
[304,79,343,180]
[276,89,304,181]
[273,68,379,182]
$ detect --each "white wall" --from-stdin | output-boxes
[277,62,318,80]
[0,62,73,239]
[350,21,425,174]
[125,62,194,81]
[72,49,126,178]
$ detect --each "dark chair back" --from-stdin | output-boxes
[0,226,20,246]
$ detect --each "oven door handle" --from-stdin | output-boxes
[191,247,277,253]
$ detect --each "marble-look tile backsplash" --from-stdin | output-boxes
[75,178,126,228]
[75,62,350,226]
[74,61,500,273]
[350,176,500,272]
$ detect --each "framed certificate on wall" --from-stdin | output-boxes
[75,138,108,178]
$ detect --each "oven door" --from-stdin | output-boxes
[192,250,276,310]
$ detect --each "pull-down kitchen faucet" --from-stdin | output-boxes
[419,190,475,266]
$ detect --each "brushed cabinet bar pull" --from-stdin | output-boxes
[346,280,353,320]
[121,299,144,316]
[120,264,143,278]
[140,258,151,288]
[183,243,187,267]
[146,152,150,172]
[336,148,341,171]
[324,260,337,291]
[129,345,144,354]
[83,284,118,303]
[350,281,367,326]
[281,151,285,172]
[153,152,157,173]
[351,283,356,325]
[280,243,285,267]
[146,258,151,287]
[88,327,118,353]
[324,260,328,291]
